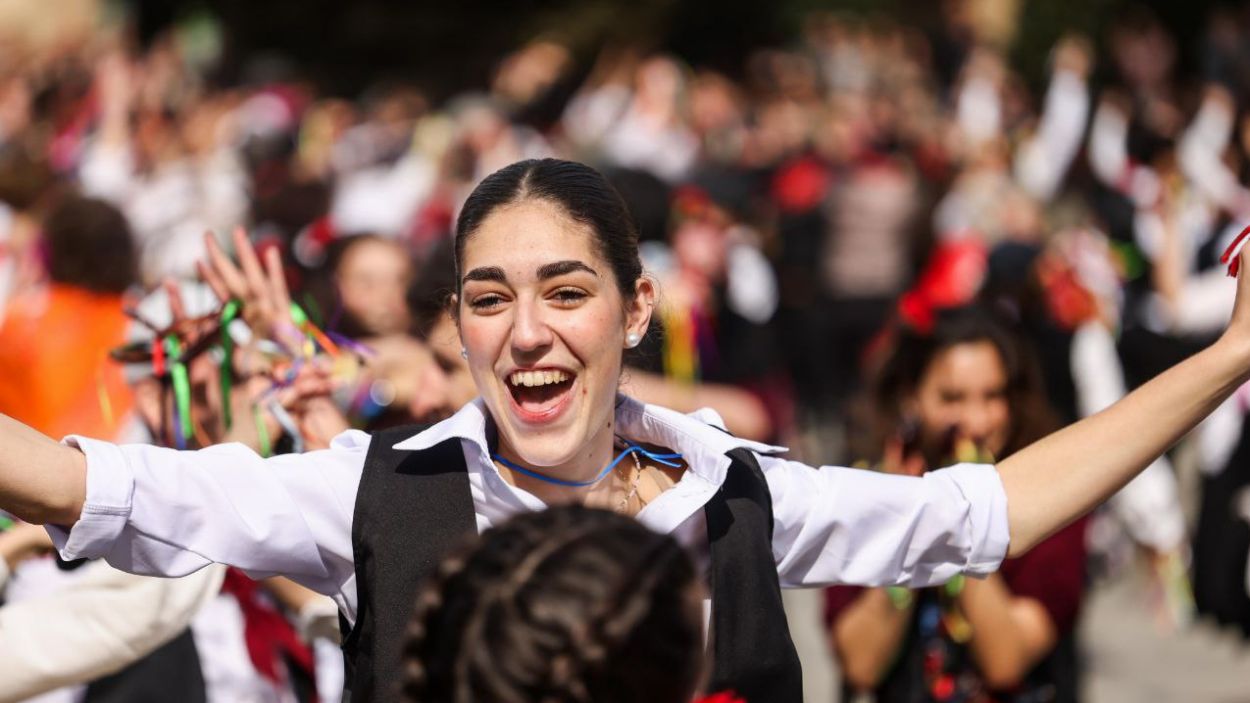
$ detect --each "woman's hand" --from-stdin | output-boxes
[198,228,298,349]
[880,437,924,477]
[215,359,347,454]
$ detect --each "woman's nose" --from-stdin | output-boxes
[510,299,554,353]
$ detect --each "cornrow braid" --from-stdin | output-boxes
[401,505,704,703]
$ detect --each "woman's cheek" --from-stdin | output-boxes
[560,309,617,355]
[459,315,504,357]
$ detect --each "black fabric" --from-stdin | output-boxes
[1193,415,1250,636]
[84,628,206,703]
[705,448,804,703]
[343,427,803,702]
[342,425,477,703]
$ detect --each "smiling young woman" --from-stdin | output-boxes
[3,158,1250,703]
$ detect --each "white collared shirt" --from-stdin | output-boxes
[49,396,1010,625]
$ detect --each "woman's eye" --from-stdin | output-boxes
[470,294,505,310]
[550,288,588,305]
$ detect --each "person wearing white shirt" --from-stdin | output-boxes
[3,158,1250,701]
[0,522,224,703]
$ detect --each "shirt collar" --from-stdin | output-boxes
[389,395,787,485]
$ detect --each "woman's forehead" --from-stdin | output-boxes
[461,199,604,272]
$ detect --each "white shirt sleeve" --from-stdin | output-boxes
[77,138,136,204]
[761,458,1010,588]
[0,561,224,702]
[46,431,369,607]
[1015,69,1089,201]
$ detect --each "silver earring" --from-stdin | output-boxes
[460,348,468,359]
[625,332,641,348]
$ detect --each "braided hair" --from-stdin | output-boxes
[401,505,704,703]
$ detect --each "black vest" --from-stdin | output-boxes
[342,425,803,702]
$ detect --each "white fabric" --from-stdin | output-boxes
[190,593,294,703]
[1089,101,1130,189]
[0,560,223,703]
[956,75,1002,148]
[725,241,779,324]
[78,138,249,284]
[1014,69,1090,201]
[1198,389,1248,477]
[1178,92,1249,212]
[329,151,436,237]
[50,396,1011,625]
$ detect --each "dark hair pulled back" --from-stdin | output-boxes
[454,159,643,300]
[401,505,703,703]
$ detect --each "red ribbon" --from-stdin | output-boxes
[219,568,317,691]
[151,339,166,377]
[1220,224,1250,277]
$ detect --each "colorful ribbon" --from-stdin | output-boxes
[1221,224,1250,277]
[219,300,241,430]
[165,337,193,449]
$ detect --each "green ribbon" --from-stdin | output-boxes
[253,403,272,458]
[166,336,193,446]
[219,300,241,430]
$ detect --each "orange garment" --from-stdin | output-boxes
[0,284,133,440]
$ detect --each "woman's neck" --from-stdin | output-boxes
[494,420,623,506]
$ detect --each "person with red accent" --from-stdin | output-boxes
[829,307,1086,702]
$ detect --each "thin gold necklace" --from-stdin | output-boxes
[615,447,643,513]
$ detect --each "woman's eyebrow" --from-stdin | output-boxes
[462,266,507,284]
[537,260,598,280]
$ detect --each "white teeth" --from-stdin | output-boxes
[509,370,570,387]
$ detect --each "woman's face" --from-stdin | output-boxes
[909,340,1011,460]
[407,311,480,423]
[457,199,652,469]
[336,238,412,336]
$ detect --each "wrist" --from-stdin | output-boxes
[1213,332,1250,384]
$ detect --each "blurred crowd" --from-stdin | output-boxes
[8,0,1250,701]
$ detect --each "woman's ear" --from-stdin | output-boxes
[449,293,462,328]
[625,277,656,348]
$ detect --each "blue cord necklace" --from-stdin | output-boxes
[491,440,684,488]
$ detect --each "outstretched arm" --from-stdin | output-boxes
[0,415,85,525]
[1000,249,1250,556]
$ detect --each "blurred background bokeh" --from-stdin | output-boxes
[7,0,1250,701]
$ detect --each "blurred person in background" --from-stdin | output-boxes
[829,307,1086,703]
[78,47,248,285]
[328,234,413,339]
[0,518,223,703]
[0,194,136,441]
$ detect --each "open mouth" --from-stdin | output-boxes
[506,368,576,423]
